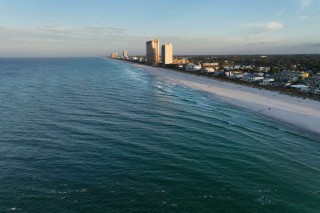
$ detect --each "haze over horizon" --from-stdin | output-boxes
[0,0,319,57]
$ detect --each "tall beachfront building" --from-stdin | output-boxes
[146,39,160,65]
[111,52,118,58]
[123,50,128,58]
[161,43,173,65]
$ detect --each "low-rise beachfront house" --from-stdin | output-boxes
[173,57,190,64]
[130,57,139,61]
[242,74,264,82]
[304,73,320,86]
[276,70,306,83]
[223,66,233,71]
[202,62,219,67]
[290,85,310,92]
[244,65,255,70]
[283,82,292,87]
[185,63,202,72]
[258,67,271,72]
[225,70,243,78]
[232,73,245,79]
[200,62,219,73]
[314,86,320,94]
[307,86,320,94]
[233,65,241,70]
[201,67,215,73]
[224,70,232,77]
[213,70,224,76]
[177,64,184,70]
[260,78,275,85]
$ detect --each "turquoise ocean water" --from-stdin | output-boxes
[0,58,319,212]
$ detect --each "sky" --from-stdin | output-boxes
[0,0,319,57]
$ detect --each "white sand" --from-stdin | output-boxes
[134,64,320,135]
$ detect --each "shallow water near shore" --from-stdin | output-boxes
[0,58,319,212]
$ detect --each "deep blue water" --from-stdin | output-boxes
[0,57,319,212]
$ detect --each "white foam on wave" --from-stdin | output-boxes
[228,121,235,126]
[10,207,22,211]
[257,195,275,206]
[140,64,320,135]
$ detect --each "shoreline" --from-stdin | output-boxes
[115,59,320,136]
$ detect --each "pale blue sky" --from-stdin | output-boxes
[0,0,319,57]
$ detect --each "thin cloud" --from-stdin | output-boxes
[0,24,134,57]
[299,0,312,8]
[0,24,128,46]
[244,22,284,34]
[264,22,284,31]
[38,24,126,38]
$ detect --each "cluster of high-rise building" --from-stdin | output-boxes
[111,51,128,59]
[145,38,173,66]
[109,43,320,96]
[110,38,173,66]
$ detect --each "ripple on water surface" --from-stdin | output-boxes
[0,58,319,212]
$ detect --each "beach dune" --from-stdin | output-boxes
[134,64,320,136]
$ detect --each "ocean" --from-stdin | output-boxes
[0,57,319,212]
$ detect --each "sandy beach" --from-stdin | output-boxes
[133,64,320,135]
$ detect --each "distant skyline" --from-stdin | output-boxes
[0,0,319,57]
